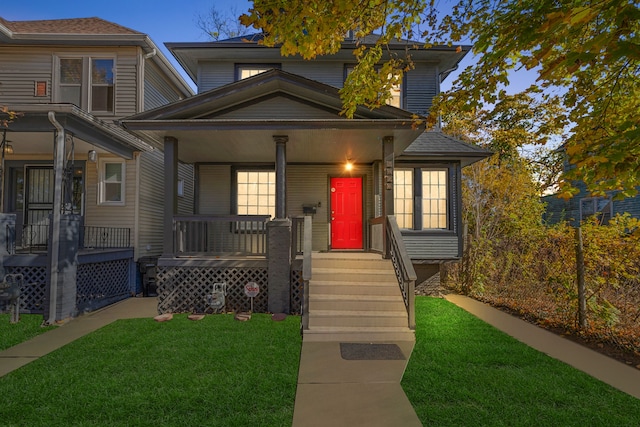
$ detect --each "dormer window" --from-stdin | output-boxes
[56,55,115,113]
[235,64,281,81]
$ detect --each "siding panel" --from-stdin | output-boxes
[402,234,459,259]
[198,165,231,214]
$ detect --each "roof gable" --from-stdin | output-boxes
[123,69,416,121]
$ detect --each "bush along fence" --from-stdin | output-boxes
[446,213,640,356]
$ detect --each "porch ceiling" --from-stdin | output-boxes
[2,104,153,159]
[122,121,424,163]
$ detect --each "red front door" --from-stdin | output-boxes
[330,177,363,249]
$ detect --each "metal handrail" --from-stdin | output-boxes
[386,215,417,329]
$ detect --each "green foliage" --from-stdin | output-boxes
[241,0,640,194]
[0,105,22,128]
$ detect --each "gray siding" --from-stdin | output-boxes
[217,97,339,120]
[402,234,460,259]
[178,162,195,215]
[198,165,231,214]
[84,154,136,238]
[137,150,165,258]
[198,61,235,93]
[0,46,140,118]
[405,63,437,115]
[144,60,186,110]
[197,59,438,114]
[0,47,53,103]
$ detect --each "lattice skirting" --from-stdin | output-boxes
[1,259,130,315]
[76,259,130,312]
[1,266,47,314]
[157,266,305,315]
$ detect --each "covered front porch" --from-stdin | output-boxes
[120,70,421,318]
[0,104,151,323]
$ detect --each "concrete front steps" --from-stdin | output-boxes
[303,253,415,342]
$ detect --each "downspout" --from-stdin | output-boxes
[137,48,156,114]
[47,111,65,324]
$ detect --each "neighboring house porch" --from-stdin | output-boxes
[0,104,151,323]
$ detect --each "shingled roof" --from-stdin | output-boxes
[0,17,140,35]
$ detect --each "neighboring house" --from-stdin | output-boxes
[0,17,193,323]
[119,34,490,322]
[543,159,640,226]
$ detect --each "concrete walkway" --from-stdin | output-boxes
[292,340,421,427]
[0,297,157,377]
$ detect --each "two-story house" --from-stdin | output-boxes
[120,34,490,339]
[0,17,193,323]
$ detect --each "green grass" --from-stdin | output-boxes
[402,297,640,426]
[0,314,56,351]
[0,313,301,427]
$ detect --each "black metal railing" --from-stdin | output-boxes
[386,215,417,329]
[17,224,49,253]
[82,226,131,249]
[173,215,270,256]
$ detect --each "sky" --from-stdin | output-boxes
[2,1,533,94]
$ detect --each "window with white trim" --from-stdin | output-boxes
[99,160,125,205]
[422,170,448,229]
[394,167,449,230]
[56,56,115,113]
[236,64,281,81]
[236,170,275,217]
[394,169,413,229]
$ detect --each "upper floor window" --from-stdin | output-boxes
[99,159,125,205]
[394,167,449,230]
[580,197,612,224]
[345,65,403,108]
[235,64,281,81]
[56,56,115,113]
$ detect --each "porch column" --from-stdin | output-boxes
[163,136,178,256]
[382,136,394,258]
[267,218,291,314]
[273,135,287,219]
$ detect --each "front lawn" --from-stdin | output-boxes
[0,313,301,426]
[0,314,56,351]
[402,297,640,426]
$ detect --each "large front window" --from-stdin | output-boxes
[56,56,115,113]
[236,170,275,217]
[394,167,449,230]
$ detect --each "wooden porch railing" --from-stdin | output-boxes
[173,215,270,256]
[291,216,305,258]
[301,215,312,330]
[385,215,417,329]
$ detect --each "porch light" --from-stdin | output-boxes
[4,144,13,154]
[88,150,97,162]
[345,159,353,171]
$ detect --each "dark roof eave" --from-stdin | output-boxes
[121,119,424,132]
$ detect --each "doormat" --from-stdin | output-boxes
[339,343,406,360]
